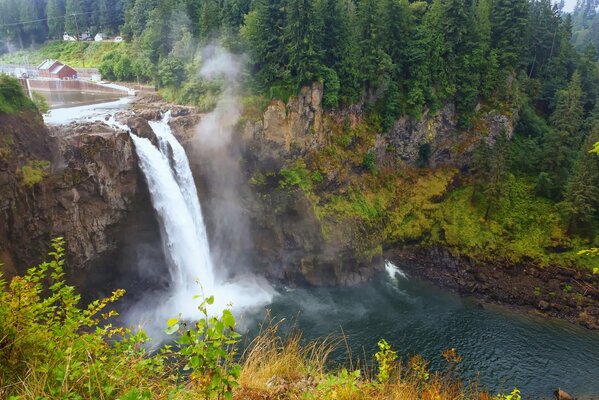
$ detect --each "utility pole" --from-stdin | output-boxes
[72,14,85,68]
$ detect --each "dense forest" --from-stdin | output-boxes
[3,0,599,246]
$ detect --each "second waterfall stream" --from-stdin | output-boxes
[127,112,274,336]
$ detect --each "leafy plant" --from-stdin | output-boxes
[310,368,361,398]
[20,159,50,186]
[495,388,522,400]
[31,91,49,114]
[374,339,397,384]
[166,296,242,399]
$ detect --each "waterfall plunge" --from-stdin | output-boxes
[128,113,273,334]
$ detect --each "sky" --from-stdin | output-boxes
[561,0,578,12]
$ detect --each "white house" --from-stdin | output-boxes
[63,32,77,41]
[94,33,104,42]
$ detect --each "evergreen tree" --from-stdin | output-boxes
[286,0,323,88]
[539,72,584,199]
[561,128,599,234]
[241,0,288,91]
[65,0,86,35]
[47,0,66,38]
[356,0,392,97]
[490,0,528,69]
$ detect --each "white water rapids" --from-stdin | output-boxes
[127,113,273,336]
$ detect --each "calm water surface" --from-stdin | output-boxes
[41,90,124,109]
[241,265,599,399]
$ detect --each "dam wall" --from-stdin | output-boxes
[19,79,130,95]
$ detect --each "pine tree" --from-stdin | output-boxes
[47,0,66,38]
[241,0,288,91]
[561,127,599,233]
[540,72,584,199]
[286,0,323,88]
[490,0,528,69]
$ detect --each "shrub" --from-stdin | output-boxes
[20,160,50,186]
[31,91,49,114]
[166,296,241,399]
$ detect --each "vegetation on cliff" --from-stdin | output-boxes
[0,74,37,114]
[0,240,520,400]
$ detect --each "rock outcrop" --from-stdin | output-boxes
[387,246,599,331]
[377,103,515,168]
[0,110,143,276]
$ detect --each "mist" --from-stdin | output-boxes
[190,45,250,275]
[121,44,275,342]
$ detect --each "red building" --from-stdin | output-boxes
[37,59,77,80]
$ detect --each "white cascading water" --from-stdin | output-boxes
[130,132,215,304]
[128,113,273,332]
[148,111,215,288]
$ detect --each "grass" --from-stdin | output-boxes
[0,41,125,68]
[0,74,36,114]
[236,320,509,400]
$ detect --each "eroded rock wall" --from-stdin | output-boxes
[0,111,143,276]
[239,84,515,286]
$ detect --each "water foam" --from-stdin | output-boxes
[385,260,408,282]
[128,114,274,338]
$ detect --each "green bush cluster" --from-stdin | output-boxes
[0,74,35,114]
[0,239,241,399]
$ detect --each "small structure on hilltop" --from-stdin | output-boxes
[94,33,104,42]
[63,32,77,41]
[37,59,77,80]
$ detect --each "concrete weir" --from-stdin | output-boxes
[18,78,132,95]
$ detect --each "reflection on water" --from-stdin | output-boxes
[40,90,125,109]
[242,265,599,399]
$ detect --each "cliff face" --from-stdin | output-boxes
[239,84,515,286]
[0,111,143,276]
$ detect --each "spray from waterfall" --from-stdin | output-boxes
[83,44,277,339]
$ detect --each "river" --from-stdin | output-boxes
[241,265,599,399]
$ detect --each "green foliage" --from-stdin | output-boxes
[0,238,172,399]
[362,151,377,174]
[0,74,36,114]
[31,91,49,114]
[495,388,522,400]
[0,42,126,69]
[374,339,397,384]
[166,295,241,399]
[20,160,50,186]
[279,161,314,192]
[309,368,361,398]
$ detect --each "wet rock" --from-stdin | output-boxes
[386,246,599,331]
[554,388,575,400]
[126,116,157,145]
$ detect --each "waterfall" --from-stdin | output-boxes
[127,112,274,334]
[149,112,212,261]
[129,118,215,303]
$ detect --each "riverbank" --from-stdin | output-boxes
[386,245,599,331]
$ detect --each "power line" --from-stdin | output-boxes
[0,11,95,28]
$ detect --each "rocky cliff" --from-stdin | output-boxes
[239,84,516,286]
[0,109,146,279]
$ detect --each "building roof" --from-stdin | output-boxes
[38,59,59,70]
[51,64,66,74]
